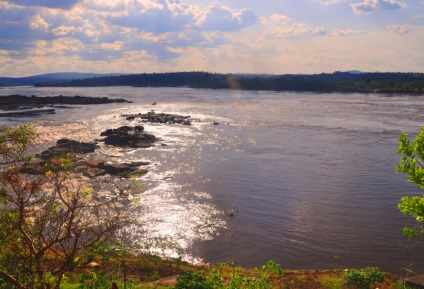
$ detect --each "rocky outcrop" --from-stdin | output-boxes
[100,126,158,148]
[122,111,192,125]
[22,138,149,178]
[0,109,56,117]
[39,138,97,159]
[0,94,132,118]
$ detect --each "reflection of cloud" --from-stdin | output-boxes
[350,0,407,14]
[387,25,412,34]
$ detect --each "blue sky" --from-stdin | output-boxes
[0,0,423,77]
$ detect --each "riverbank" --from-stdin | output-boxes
[61,254,403,289]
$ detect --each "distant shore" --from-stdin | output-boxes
[23,71,424,95]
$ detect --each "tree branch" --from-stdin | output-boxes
[0,270,27,289]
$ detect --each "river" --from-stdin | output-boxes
[1,86,423,275]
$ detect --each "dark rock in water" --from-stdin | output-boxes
[55,139,97,154]
[23,137,149,178]
[38,139,96,161]
[127,168,148,177]
[86,159,105,167]
[121,111,191,125]
[0,94,131,112]
[100,163,133,176]
[130,161,151,166]
[100,126,157,148]
[152,102,157,105]
[0,109,56,117]
[90,160,148,178]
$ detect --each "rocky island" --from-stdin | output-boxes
[0,94,131,117]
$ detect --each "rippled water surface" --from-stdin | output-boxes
[1,86,424,274]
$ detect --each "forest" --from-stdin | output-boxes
[34,71,424,94]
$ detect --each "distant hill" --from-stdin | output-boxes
[0,72,128,86]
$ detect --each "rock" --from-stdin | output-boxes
[21,135,150,178]
[100,163,132,175]
[130,161,151,166]
[86,159,105,167]
[127,169,149,177]
[405,275,424,289]
[100,126,157,148]
[0,109,56,117]
[121,111,191,125]
[0,94,131,114]
[83,167,107,178]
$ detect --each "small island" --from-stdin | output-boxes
[0,94,131,117]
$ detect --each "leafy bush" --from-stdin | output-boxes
[175,270,212,289]
[342,267,384,289]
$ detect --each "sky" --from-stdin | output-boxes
[0,0,423,77]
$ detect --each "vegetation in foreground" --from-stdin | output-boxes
[0,123,422,288]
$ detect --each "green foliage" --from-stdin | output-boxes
[396,128,424,236]
[261,260,283,275]
[175,261,281,289]
[321,277,345,289]
[175,270,212,289]
[0,124,141,289]
[78,271,111,289]
[342,267,384,289]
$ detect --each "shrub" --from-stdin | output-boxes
[175,270,212,289]
[342,267,384,289]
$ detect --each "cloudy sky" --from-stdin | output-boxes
[0,0,423,77]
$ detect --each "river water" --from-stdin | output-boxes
[1,86,424,274]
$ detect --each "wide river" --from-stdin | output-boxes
[1,86,424,275]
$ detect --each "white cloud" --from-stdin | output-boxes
[318,0,346,5]
[261,14,314,38]
[350,0,407,14]
[195,4,257,32]
[103,0,197,34]
[330,29,365,36]
[387,24,412,34]
[313,26,327,36]
[51,25,77,36]
[4,0,81,10]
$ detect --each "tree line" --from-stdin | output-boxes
[35,71,424,94]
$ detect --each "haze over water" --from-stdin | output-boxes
[1,86,424,274]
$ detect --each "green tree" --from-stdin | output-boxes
[396,127,424,237]
[0,124,141,289]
